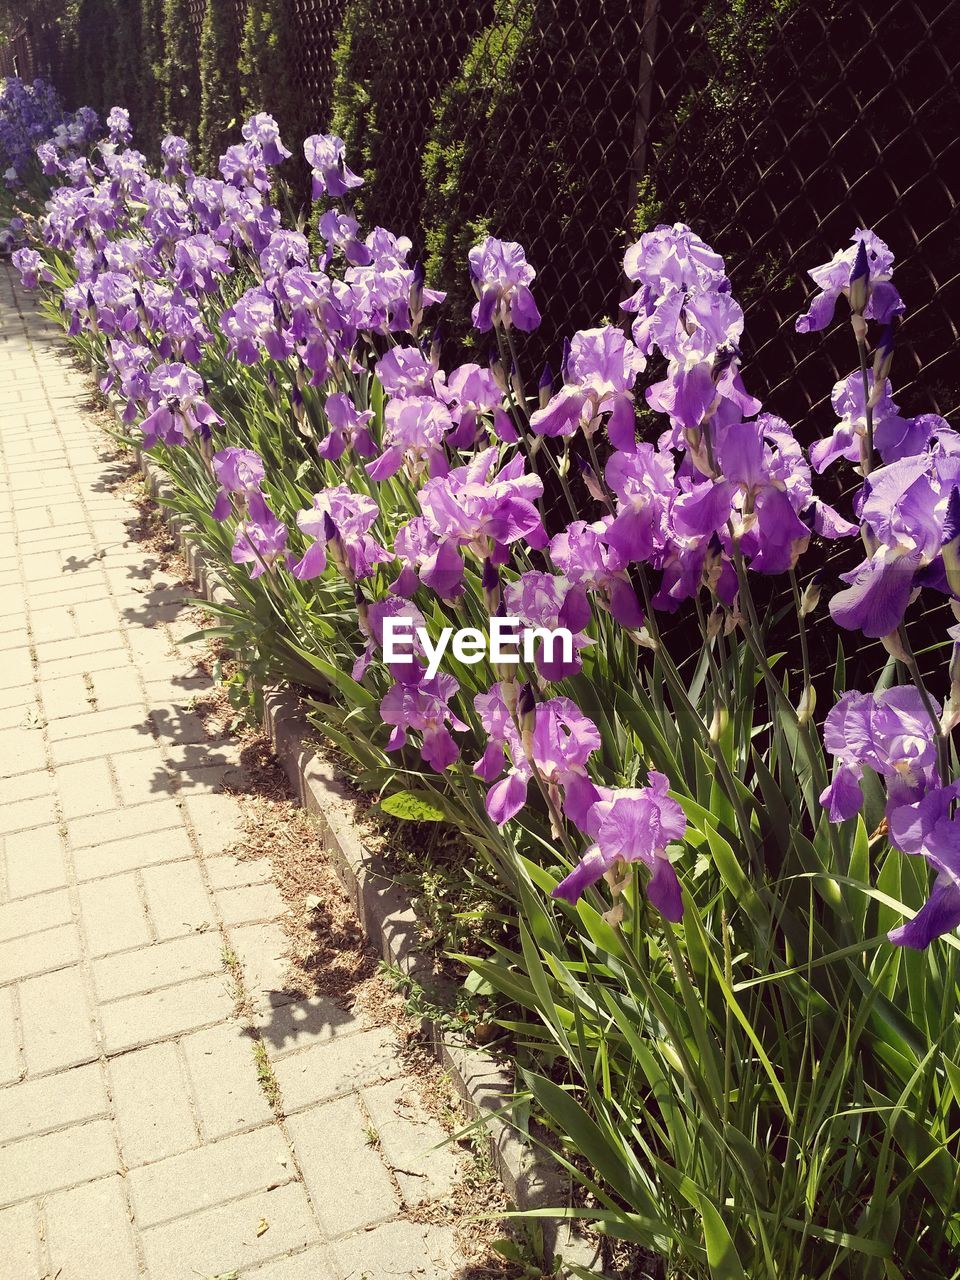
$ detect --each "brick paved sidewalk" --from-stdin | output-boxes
[0,264,468,1278]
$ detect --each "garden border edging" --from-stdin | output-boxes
[124,439,597,1273]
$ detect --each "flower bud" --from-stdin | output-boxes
[517,681,536,756]
[797,684,816,725]
[430,326,442,369]
[848,240,870,315]
[538,363,554,410]
[489,355,507,393]
[354,585,369,632]
[940,487,960,598]
[871,322,895,395]
[481,559,500,614]
[800,570,824,617]
[708,703,729,742]
[323,511,352,581]
[706,607,724,640]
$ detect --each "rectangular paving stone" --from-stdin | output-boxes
[0,1120,118,1202]
[73,827,193,881]
[329,1219,459,1280]
[3,826,68,898]
[274,1027,400,1114]
[216,881,286,927]
[109,1041,198,1166]
[0,922,81,984]
[88,666,142,710]
[92,932,222,1002]
[48,707,148,749]
[38,648,129,680]
[0,986,21,1084]
[109,748,177,807]
[140,1183,319,1278]
[0,729,46,776]
[19,967,97,1074]
[206,855,272,891]
[242,1244,336,1280]
[43,1175,139,1280]
[77,875,151,956]
[287,1097,399,1234]
[0,1203,41,1280]
[68,798,185,849]
[0,771,52,804]
[100,974,233,1053]
[255,996,359,1060]
[0,889,71,943]
[0,1062,107,1144]
[55,757,117,819]
[128,1124,293,1228]
[361,1078,463,1206]
[51,725,154,766]
[181,1022,273,1140]
[229,921,296,1010]
[179,791,244,857]
[0,793,53,836]
[141,860,213,939]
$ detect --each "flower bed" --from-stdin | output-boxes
[4,75,960,1279]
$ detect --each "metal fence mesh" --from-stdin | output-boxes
[6,0,959,680]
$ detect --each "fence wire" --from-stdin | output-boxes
[5,0,959,682]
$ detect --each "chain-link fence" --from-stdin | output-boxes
[13,1,958,427]
[7,0,959,683]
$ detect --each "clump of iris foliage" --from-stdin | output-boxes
[5,75,960,1280]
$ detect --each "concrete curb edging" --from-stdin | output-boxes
[130,447,597,1272]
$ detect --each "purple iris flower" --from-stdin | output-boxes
[468,237,540,333]
[530,327,645,450]
[819,686,940,823]
[258,229,310,282]
[140,364,224,448]
[380,674,466,772]
[36,141,60,175]
[602,444,675,566]
[474,685,601,829]
[317,393,376,461]
[318,209,371,267]
[172,233,233,294]
[211,448,266,521]
[796,229,904,334]
[623,223,728,319]
[416,447,546,598]
[231,492,290,578]
[353,597,428,682]
[376,346,441,399]
[829,449,959,637]
[810,372,951,472]
[219,142,271,194]
[366,396,454,483]
[161,135,192,180]
[11,248,50,290]
[886,785,960,948]
[552,771,687,922]
[103,338,154,422]
[291,485,391,583]
[241,113,291,167]
[303,133,363,200]
[345,229,444,335]
[549,519,644,629]
[106,107,131,145]
[503,572,593,680]
[443,363,513,448]
[219,286,293,365]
